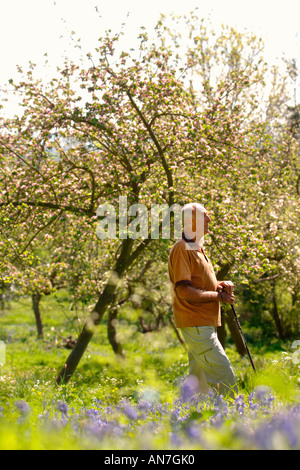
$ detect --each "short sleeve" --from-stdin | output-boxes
[169,242,192,287]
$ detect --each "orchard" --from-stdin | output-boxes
[0,11,299,450]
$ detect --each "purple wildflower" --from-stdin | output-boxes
[266,394,275,409]
[186,422,201,440]
[214,395,229,415]
[85,408,102,419]
[180,375,200,402]
[169,431,183,447]
[122,401,138,420]
[248,392,258,411]
[235,394,246,415]
[56,400,68,416]
[14,400,31,416]
[137,400,152,413]
[253,412,300,450]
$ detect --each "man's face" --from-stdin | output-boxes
[203,211,211,235]
[192,207,211,237]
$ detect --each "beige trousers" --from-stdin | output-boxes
[180,326,238,397]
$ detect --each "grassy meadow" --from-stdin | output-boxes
[0,290,299,450]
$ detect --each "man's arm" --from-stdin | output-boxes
[176,284,235,304]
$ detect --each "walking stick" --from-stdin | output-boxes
[220,285,256,372]
[230,304,256,373]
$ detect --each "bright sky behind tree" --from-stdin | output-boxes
[0,0,299,115]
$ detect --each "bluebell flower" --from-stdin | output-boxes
[250,407,300,450]
[14,400,31,416]
[94,398,102,406]
[275,414,299,448]
[180,375,200,402]
[235,394,246,415]
[56,400,68,415]
[137,400,152,412]
[85,408,102,420]
[266,394,275,409]
[214,395,228,415]
[186,422,201,440]
[171,408,181,422]
[169,431,183,447]
[122,401,138,420]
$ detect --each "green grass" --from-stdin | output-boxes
[0,291,299,449]
[0,292,188,408]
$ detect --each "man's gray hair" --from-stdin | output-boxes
[182,203,206,227]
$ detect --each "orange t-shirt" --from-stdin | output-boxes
[168,238,221,328]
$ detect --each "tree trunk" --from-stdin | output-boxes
[56,278,118,384]
[216,264,230,349]
[216,263,249,356]
[107,307,126,358]
[56,238,144,385]
[217,308,227,349]
[169,315,187,350]
[270,281,285,340]
[225,307,247,356]
[0,293,5,313]
[32,292,43,339]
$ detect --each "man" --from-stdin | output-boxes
[168,202,238,397]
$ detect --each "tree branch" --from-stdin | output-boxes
[11,209,64,264]
[125,88,174,206]
[0,200,96,216]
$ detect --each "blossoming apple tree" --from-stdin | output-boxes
[0,15,298,383]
